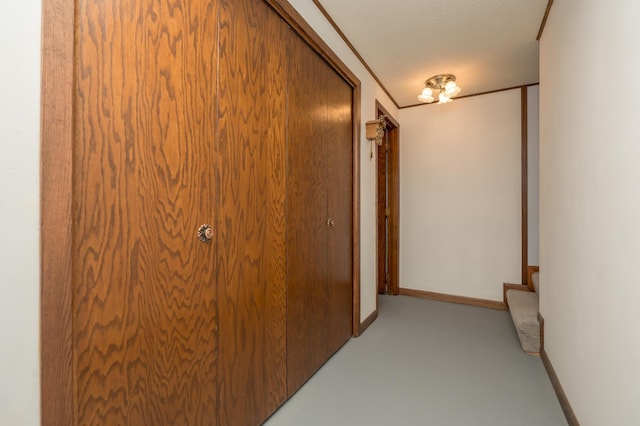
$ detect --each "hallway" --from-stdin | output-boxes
[265,295,566,425]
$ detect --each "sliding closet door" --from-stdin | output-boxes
[217,0,289,424]
[72,0,219,424]
[286,31,354,395]
[326,69,354,354]
[286,32,330,395]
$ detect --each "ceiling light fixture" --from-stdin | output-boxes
[418,74,462,104]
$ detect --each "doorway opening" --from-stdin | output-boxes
[375,101,400,299]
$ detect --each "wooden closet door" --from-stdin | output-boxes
[73,0,219,424]
[286,32,330,395]
[325,69,354,354]
[216,0,288,424]
[286,32,354,395]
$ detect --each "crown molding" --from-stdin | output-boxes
[537,0,555,41]
[401,83,539,110]
[312,0,400,109]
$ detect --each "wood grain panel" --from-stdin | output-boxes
[44,0,361,422]
[217,0,288,424]
[326,68,354,354]
[286,32,330,395]
[286,32,354,394]
[73,0,218,424]
[41,0,75,423]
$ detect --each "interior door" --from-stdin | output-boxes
[376,106,400,297]
[72,0,219,424]
[326,68,353,354]
[216,0,288,424]
[286,31,353,395]
[286,31,330,395]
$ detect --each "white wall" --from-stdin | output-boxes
[527,85,540,266]
[288,0,399,320]
[399,90,521,301]
[540,0,640,424]
[0,1,41,424]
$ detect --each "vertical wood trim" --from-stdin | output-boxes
[40,0,75,424]
[387,124,399,297]
[376,142,386,297]
[521,87,529,286]
[537,0,555,41]
[352,84,362,337]
[528,265,540,291]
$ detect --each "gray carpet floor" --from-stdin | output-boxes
[264,294,566,426]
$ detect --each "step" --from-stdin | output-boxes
[506,289,540,353]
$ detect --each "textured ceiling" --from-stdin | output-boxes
[316,0,547,107]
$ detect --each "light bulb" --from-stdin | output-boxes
[421,87,433,97]
[418,94,434,103]
[438,92,451,104]
[444,80,458,93]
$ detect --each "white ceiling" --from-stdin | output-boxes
[317,0,547,107]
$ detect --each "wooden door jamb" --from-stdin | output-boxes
[375,100,400,305]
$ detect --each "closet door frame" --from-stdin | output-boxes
[40,0,362,423]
